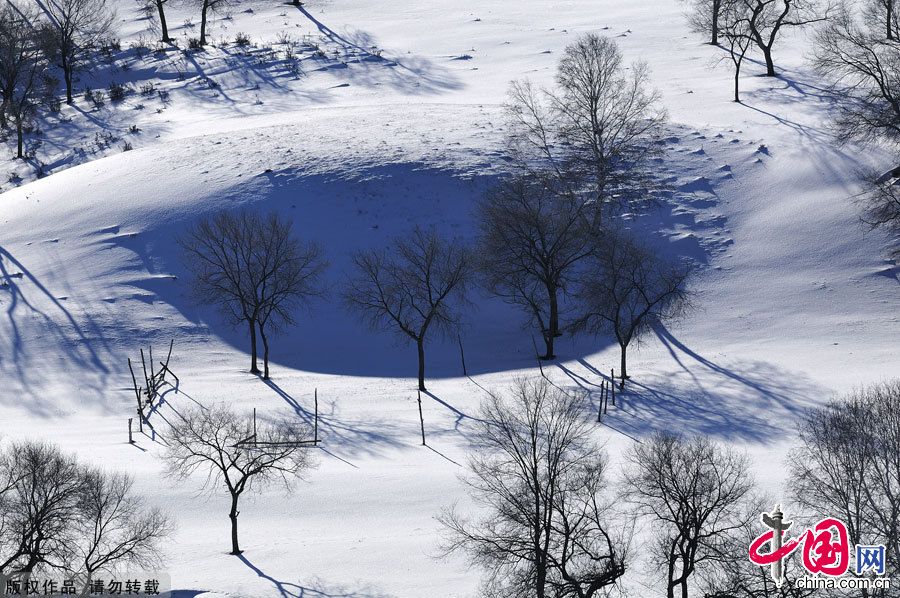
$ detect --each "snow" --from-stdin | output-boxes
[0,0,898,596]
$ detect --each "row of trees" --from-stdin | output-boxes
[813,2,900,259]
[0,441,170,590]
[443,378,900,598]
[183,209,690,392]
[682,0,900,255]
[182,35,693,391]
[0,0,113,158]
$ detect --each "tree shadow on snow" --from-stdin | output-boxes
[563,326,824,444]
[262,379,406,459]
[238,554,395,598]
[0,245,113,411]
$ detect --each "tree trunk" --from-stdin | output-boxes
[416,337,426,391]
[63,62,73,104]
[888,0,895,40]
[200,0,209,45]
[711,0,719,45]
[248,319,260,374]
[16,117,23,159]
[259,321,269,379]
[666,556,677,598]
[762,46,776,76]
[543,287,559,360]
[229,493,241,555]
[535,563,546,598]
[734,61,741,103]
[156,0,171,42]
[619,342,628,389]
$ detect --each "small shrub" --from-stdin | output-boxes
[108,82,127,103]
[234,32,251,47]
[45,96,61,113]
[188,37,203,50]
[140,82,156,96]
[128,124,140,134]
[100,36,121,56]
[121,141,133,152]
[84,88,105,108]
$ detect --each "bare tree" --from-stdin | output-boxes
[701,515,816,598]
[478,176,592,361]
[681,0,739,44]
[138,0,172,42]
[863,0,899,39]
[573,230,692,387]
[73,468,171,590]
[507,34,666,221]
[180,210,326,378]
[856,169,900,259]
[721,4,755,102]
[0,441,83,575]
[0,7,50,158]
[0,443,170,593]
[792,380,900,594]
[738,0,833,77]
[194,0,227,46]
[815,5,900,144]
[814,6,900,258]
[623,432,756,598]
[165,404,315,555]
[344,227,470,392]
[440,378,630,598]
[41,0,114,104]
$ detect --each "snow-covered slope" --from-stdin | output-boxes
[0,0,898,596]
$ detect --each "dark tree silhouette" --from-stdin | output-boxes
[682,0,738,44]
[739,0,833,77]
[507,34,666,222]
[440,378,630,598]
[74,469,171,589]
[792,380,900,589]
[180,210,326,378]
[478,176,591,361]
[139,0,172,42]
[165,405,315,555]
[721,4,755,102]
[41,0,114,104]
[0,442,83,574]
[573,230,691,387]
[195,0,228,46]
[0,7,49,158]
[814,6,900,258]
[344,227,470,392]
[624,432,756,598]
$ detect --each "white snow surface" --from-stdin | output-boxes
[0,0,898,596]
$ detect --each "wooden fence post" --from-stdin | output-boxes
[611,369,616,406]
[128,418,133,444]
[314,388,319,445]
[597,381,605,423]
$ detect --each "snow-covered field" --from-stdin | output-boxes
[0,0,897,596]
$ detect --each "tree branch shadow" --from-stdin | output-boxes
[237,554,394,598]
